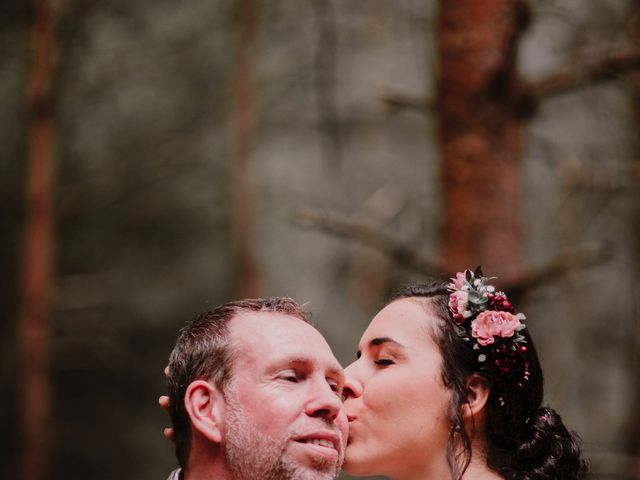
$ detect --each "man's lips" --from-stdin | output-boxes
[293,431,342,452]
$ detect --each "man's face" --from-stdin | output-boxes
[221,312,347,480]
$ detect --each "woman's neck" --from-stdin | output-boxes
[460,457,503,480]
[459,440,503,480]
[387,434,503,480]
[395,463,502,480]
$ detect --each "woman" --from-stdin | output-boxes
[341,268,588,479]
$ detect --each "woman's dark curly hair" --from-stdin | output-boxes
[389,281,588,480]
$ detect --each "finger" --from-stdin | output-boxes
[164,427,175,441]
[164,365,169,376]
[159,395,170,410]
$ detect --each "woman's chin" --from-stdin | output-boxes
[342,452,376,477]
[341,462,369,477]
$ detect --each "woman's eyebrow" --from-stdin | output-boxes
[369,336,405,348]
[356,336,405,358]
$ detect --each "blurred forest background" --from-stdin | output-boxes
[1,0,640,479]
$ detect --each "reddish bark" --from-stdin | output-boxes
[230,0,260,297]
[437,0,527,280]
[18,1,57,479]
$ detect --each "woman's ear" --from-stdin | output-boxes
[461,374,490,420]
[184,380,226,443]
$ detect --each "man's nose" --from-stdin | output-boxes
[305,379,343,420]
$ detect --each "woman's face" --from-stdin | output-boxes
[342,298,453,478]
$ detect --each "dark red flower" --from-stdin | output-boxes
[485,343,530,385]
[487,292,514,313]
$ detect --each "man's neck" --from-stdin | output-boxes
[183,452,235,480]
[183,464,233,480]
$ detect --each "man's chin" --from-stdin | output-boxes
[286,465,340,480]
[284,443,341,479]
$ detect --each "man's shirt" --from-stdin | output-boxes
[166,468,182,480]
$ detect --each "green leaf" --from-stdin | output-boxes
[468,291,484,303]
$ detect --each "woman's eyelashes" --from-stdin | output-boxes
[374,358,395,366]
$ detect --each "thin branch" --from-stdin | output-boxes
[530,48,640,101]
[382,89,434,113]
[563,163,640,194]
[292,207,442,276]
[502,243,612,301]
[383,50,640,115]
[293,208,611,296]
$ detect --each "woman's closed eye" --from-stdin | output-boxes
[374,358,395,366]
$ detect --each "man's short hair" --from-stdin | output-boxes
[167,297,309,467]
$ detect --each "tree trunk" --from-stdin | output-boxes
[230,0,260,298]
[18,1,57,479]
[437,0,527,280]
[625,3,640,473]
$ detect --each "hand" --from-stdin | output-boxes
[160,366,175,441]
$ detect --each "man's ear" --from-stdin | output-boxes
[461,374,490,420]
[184,380,226,443]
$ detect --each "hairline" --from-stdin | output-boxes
[222,309,315,384]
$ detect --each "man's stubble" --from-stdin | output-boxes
[222,389,341,480]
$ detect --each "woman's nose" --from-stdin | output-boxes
[342,362,363,400]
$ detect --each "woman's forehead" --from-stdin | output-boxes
[361,298,437,347]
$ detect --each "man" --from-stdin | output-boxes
[165,297,347,480]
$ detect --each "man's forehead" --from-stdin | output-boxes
[229,311,341,369]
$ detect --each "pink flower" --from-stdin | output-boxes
[449,271,469,291]
[448,290,469,323]
[471,310,523,346]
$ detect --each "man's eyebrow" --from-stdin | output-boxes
[280,357,344,379]
[357,336,405,358]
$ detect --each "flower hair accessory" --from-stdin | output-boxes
[448,267,530,386]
